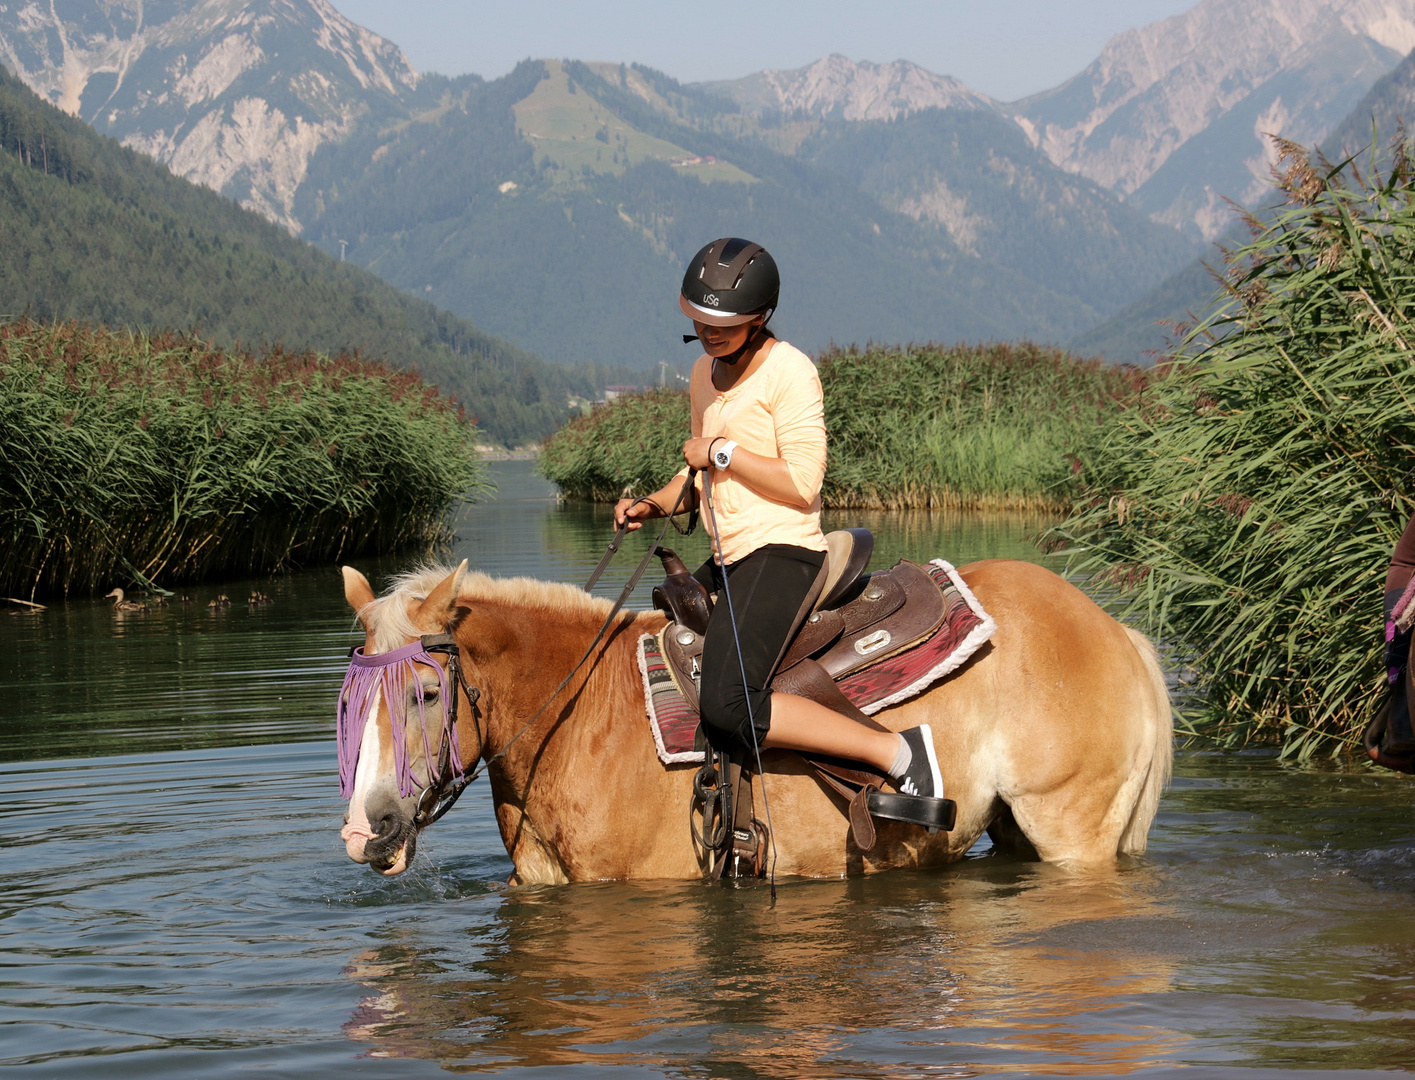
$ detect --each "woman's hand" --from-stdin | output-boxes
[683,436,722,470]
[613,497,659,531]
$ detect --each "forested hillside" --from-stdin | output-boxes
[297,60,1198,369]
[0,66,600,445]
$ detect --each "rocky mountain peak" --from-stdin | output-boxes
[0,0,417,230]
[698,54,998,122]
[1014,0,1415,237]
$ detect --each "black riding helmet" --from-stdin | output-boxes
[678,238,779,327]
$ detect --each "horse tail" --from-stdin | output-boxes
[1117,626,1173,856]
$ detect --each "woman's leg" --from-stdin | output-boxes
[696,545,822,754]
[1384,587,1415,755]
[761,692,899,771]
[695,546,939,795]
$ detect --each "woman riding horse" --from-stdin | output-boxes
[336,246,1173,882]
[613,237,942,802]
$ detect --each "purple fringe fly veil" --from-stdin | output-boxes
[337,640,462,799]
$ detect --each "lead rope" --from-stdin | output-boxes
[702,472,779,902]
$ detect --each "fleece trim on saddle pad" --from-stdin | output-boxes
[637,559,996,765]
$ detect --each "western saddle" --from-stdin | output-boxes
[652,529,958,879]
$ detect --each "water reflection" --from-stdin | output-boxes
[329,749,1415,1077]
[341,863,1181,1077]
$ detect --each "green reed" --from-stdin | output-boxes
[1051,137,1415,757]
[536,388,691,503]
[0,318,488,598]
[539,343,1141,509]
[819,342,1142,509]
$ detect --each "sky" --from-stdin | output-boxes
[327,0,1200,103]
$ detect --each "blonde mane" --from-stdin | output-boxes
[364,563,619,652]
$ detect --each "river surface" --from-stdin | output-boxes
[3,460,1414,1078]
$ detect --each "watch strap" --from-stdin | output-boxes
[713,439,738,469]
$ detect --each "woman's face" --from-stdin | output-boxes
[693,318,759,359]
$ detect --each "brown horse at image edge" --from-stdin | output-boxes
[337,558,1172,882]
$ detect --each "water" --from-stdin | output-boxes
[3,459,1414,1077]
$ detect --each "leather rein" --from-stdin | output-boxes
[382,470,699,829]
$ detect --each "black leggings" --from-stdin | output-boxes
[693,544,825,755]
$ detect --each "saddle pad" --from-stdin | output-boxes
[637,559,996,766]
[638,632,705,764]
[843,560,996,714]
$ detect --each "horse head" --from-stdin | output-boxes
[338,560,481,876]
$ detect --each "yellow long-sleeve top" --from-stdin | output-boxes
[680,339,828,565]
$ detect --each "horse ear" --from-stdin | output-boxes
[342,566,376,629]
[413,560,468,632]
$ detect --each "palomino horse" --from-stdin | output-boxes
[338,558,1172,882]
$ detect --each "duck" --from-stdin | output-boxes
[150,594,169,609]
[104,588,146,613]
[207,594,231,609]
[179,595,194,605]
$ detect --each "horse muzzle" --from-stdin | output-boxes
[342,797,418,875]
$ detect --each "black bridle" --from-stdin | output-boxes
[409,632,483,828]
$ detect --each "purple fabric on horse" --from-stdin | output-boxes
[337,640,461,799]
[1394,576,1415,633]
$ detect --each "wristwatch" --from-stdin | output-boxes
[712,439,738,470]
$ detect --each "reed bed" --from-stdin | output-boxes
[540,343,1142,509]
[1051,138,1415,757]
[0,319,487,598]
[819,342,1144,509]
[536,388,690,503]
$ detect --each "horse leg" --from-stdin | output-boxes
[985,801,1039,859]
[998,723,1164,868]
[951,566,1172,869]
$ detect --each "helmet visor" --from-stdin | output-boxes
[678,293,763,327]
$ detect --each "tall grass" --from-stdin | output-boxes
[819,342,1144,509]
[535,388,690,503]
[0,319,488,598]
[540,343,1143,509]
[1051,138,1415,757]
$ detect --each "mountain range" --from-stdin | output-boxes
[1074,38,1415,365]
[0,64,611,445]
[698,0,1415,242]
[1,0,1412,369]
[1011,0,1415,239]
[0,0,415,231]
[290,58,1197,368]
